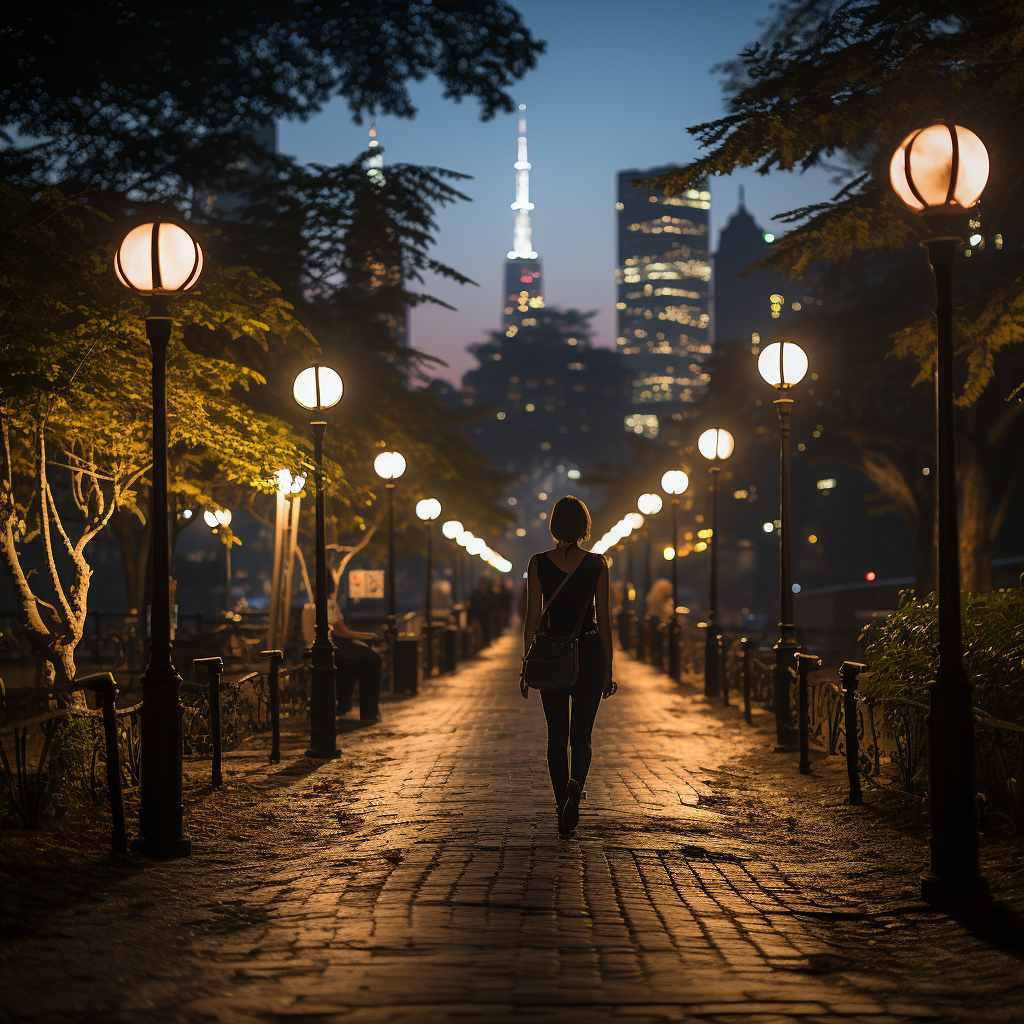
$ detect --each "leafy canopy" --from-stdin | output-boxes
[0,3,545,196]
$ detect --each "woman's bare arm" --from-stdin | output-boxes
[594,558,614,694]
[523,555,542,656]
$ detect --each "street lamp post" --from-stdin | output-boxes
[203,508,233,615]
[416,498,442,676]
[890,122,990,902]
[637,494,663,663]
[661,471,689,681]
[293,365,344,759]
[697,428,735,698]
[626,512,644,657]
[757,341,809,749]
[374,451,408,646]
[442,520,464,606]
[115,220,203,857]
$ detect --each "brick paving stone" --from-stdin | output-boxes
[0,633,1015,1023]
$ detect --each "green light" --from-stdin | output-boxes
[763,232,776,243]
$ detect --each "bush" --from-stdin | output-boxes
[860,589,1024,723]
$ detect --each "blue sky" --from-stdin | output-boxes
[279,0,836,382]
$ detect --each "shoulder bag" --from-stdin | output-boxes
[520,553,596,692]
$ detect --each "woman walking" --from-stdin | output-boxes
[522,496,614,836]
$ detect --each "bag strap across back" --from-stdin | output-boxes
[537,550,596,641]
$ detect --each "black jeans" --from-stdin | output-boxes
[539,633,605,805]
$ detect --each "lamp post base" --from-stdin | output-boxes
[920,870,988,906]
[668,616,681,681]
[773,635,800,749]
[306,638,339,759]
[130,836,192,859]
[703,629,720,699]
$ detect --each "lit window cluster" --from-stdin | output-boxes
[661,190,711,210]
[816,478,837,491]
[628,215,707,237]
[624,413,659,438]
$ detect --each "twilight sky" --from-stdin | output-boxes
[279,0,836,383]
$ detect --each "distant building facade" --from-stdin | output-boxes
[503,105,544,335]
[713,190,820,356]
[615,167,712,439]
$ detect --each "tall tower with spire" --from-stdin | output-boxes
[502,104,544,335]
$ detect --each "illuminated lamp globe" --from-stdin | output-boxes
[661,470,689,495]
[276,469,305,494]
[115,221,203,295]
[415,498,442,521]
[889,123,989,213]
[663,546,676,561]
[442,520,463,540]
[203,510,218,528]
[466,537,485,556]
[456,530,473,547]
[293,365,343,411]
[697,428,735,462]
[374,451,407,481]
[628,512,645,530]
[637,492,663,516]
[757,341,808,390]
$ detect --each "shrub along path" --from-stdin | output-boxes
[1,634,1023,1023]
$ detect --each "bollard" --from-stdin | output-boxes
[444,625,458,674]
[77,672,128,854]
[668,616,681,681]
[719,635,729,706]
[841,661,867,805]
[795,652,822,775]
[260,650,283,764]
[741,638,754,724]
[394,636,420,694]
[193,657,224,787]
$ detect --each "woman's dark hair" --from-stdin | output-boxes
[549,495,591,544]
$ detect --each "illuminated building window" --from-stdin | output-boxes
[624,414,659,438]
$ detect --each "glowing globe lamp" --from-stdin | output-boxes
[661,470,689,495]
[697,428,735,462]
[374,451,407,481]
[889,124,989,212]
[757,341,808,389]
[416,498,442,521]
[442,520,463,539]
[115,222,203,295]
[293,366,343,411]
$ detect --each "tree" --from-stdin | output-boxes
[0,3,545,198]
[644,0,1024,589]
[0,184,314,689]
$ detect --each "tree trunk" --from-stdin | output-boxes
[111,509,151,616]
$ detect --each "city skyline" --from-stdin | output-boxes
[278,0,838,383]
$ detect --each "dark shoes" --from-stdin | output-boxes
[562,779,581,834]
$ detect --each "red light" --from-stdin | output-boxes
[865,571,876,582]
[520,275,532,284]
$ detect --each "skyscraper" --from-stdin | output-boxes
[714,188,791,353]
[502,104,544,337]
[615,167,712,438]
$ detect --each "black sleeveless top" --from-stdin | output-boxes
[533,549,605,637]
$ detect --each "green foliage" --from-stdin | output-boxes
[860,588,1024,723]
[0,183,316,682]
[45,717,97,816]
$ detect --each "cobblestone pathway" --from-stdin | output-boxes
[0,635,966,1023]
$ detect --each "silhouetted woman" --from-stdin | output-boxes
[522,496,614,836]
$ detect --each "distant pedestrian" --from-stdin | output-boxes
[521,495,615,837]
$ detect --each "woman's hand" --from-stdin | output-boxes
[520,675,530,699]
[602,673,617,699]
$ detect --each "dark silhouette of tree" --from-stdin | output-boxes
[0,3,545,198]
